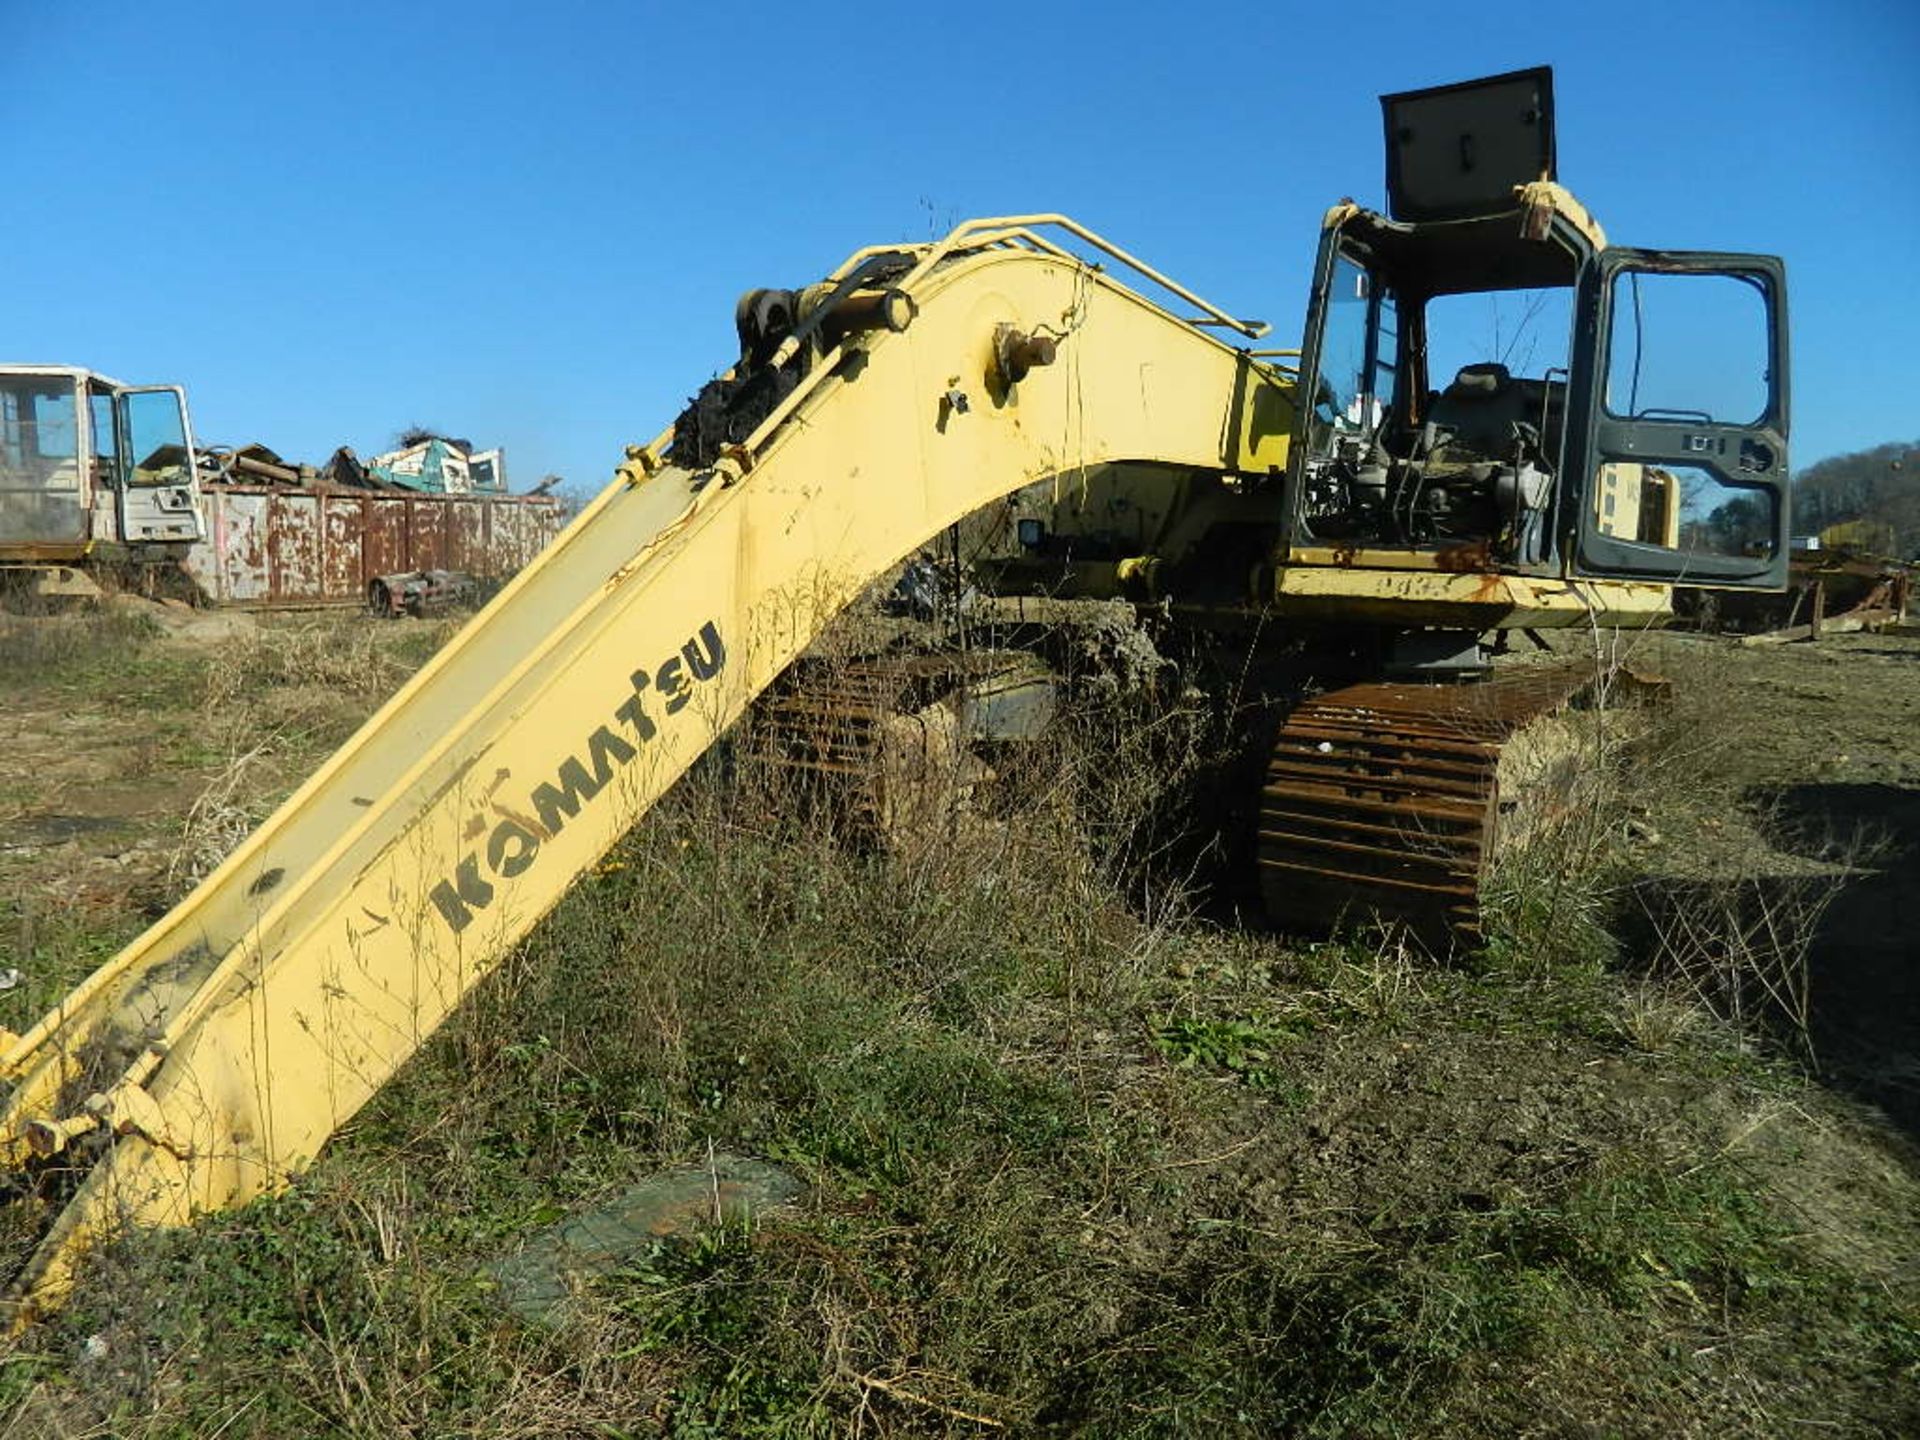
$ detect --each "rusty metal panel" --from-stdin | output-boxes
[504,500,564,570]
[267,493,322,604]
[409,499,448,571]
[529,501,563,564]
[517,504,547,568]
[181,493,226,602]
[490,501,521,570]
[488,499,527,565]
[221,491,272,603]
[366,497,408,577]
[449,499,487,572]
[183,485,564,607]
[322,497,364,602]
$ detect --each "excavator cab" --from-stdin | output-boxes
[1287,68,1789,590]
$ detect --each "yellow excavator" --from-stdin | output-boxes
[0,67,1789,1324]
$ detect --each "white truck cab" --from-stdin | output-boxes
[0,365,203,593]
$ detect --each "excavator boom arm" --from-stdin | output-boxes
[0,221,1292,1322]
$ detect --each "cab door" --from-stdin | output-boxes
[114,385,206,546]
[1566,251,1789,588]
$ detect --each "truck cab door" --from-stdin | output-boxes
[1566,251,1789,588]
[114,386,206,547]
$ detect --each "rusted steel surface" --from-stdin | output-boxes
[1741,573,1912,646]
[183,485,563,607]
[1257,662,1601,947]
[1805,566,1912,634]
[745,651,1044,842]
[748,654,970,830]
[367,569,479,618]
[1682,549,1915,639]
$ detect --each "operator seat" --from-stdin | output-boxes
[1428,363,1528,460]
[1422,362,1557,566]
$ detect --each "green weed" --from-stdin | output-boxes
[1152,1013,1307,1091]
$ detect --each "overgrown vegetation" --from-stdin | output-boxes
[0,607,186,701]
[1,611,1916,1437]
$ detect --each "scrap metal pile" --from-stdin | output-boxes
[197,432,508,496]
[185,429,565,610]
[1677,533,1916,643]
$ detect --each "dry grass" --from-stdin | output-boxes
[1615,981,1708,1054]
[2,615,1918,1437]
[200,616,452,713]
[164,742,273,895]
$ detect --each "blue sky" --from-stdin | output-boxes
[7,2,1914,494]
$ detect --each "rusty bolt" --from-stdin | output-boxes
[995,325,1058,386]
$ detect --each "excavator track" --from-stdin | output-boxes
[748,652,973,836]
[1256,662,1606,947]
[747,647,1055,843]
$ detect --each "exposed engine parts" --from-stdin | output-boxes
[1298,362,1558,562]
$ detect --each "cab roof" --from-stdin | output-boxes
[1322,181,1606,297]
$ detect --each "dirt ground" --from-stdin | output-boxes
[1623,626,1920,1138]
[0,606,450,1025]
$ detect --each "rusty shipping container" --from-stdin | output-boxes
[182,484,566,608]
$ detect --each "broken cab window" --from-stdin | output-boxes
[1422,286,1572,395]
[1605,270,1771,427]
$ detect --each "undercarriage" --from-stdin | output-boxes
[742,587,1646,949]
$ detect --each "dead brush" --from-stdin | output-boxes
[200,616,425,713]
[894,676,1213,1003]
[1328,926,1428,1020]
[1613,980,1706,1054]
[165,742,273,896]
[1629,852,1864,1057]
